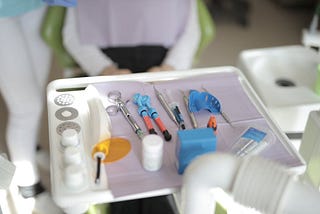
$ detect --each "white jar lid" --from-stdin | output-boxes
[61,129,79,147]
[142,134,164,153]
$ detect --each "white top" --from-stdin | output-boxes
[76,0,190,48]
[62,0,200,76]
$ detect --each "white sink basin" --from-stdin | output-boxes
[238,45,320,134]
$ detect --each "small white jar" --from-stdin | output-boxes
[142,134,164,172]
[61,129,79,147]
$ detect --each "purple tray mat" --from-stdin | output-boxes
[92,72,303,198]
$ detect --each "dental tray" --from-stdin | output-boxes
[47,66,305,212]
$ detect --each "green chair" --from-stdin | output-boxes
[41,6,77,69]
[86,203,110,214]
[195,0,215,63]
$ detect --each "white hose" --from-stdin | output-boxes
[181,153,320,214]
[181,153,241,214]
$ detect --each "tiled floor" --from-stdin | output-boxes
[0,0,315,212]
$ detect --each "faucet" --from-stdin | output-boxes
[302,3,320,50]
[302,3,320,95]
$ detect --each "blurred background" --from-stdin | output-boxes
[198,0,315,67]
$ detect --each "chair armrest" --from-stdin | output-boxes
[196,0,215,59]
[41,6,78,68]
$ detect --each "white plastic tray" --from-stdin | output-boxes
[47,66,305,212]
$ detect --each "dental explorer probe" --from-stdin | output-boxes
[181,90,198,129]
[153,86,179,127]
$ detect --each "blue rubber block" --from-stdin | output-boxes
[176,128,216,174]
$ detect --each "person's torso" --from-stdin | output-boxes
[77,0,190,48]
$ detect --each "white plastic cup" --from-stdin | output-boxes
[142,134,164,171]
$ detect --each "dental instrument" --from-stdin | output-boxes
[144,97,172,141]
[181,90,198,129]
[202,86,233,126]
[134,93,172,141]
[140,109,157,135]
[207,115,217,134]
[172,104,186,130]
[133,93,157,135]
[91,139,110,184]
[107,90,144,139]
[95,156,102,184]
[165,89,186,130]
[230,127,268,157]
[153,86,179,127]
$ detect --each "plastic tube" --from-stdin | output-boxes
[181,153,320,214]
[181,153,241,214]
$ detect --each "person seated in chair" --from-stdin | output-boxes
[62,0,201,76]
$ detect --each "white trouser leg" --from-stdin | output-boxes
[0,6,51,187]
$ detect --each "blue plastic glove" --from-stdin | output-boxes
[42,0,77,7]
